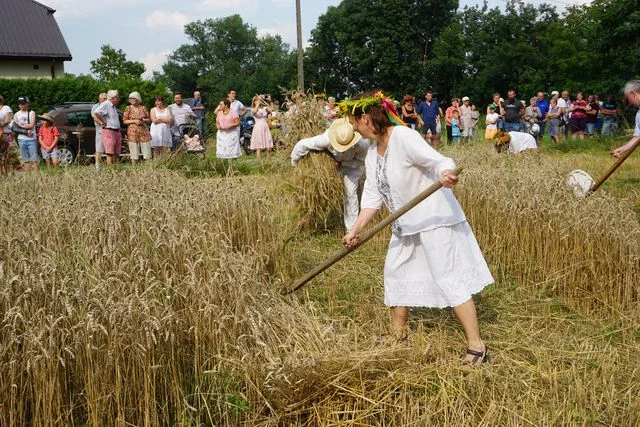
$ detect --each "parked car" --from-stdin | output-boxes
[41,103,128,165]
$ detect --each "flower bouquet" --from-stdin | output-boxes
[493,131,511,153]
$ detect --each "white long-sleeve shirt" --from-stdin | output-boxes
[290,130,369,171]
[361,125,466,236]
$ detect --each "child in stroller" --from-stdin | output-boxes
[179,121,205,153]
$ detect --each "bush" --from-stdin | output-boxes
[0,76,170,113]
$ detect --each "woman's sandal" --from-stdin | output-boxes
[463,346,489,365]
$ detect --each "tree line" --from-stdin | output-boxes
[160,0,638,107]
[3,0,636,113]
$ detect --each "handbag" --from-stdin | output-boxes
[559,115,567,127]
[11,121,29,135]
[11,110,32,135]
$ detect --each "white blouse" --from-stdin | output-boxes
[361,125,466,236]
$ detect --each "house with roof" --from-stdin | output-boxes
[0,0,72,79]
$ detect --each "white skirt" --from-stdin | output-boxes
[384,221,493,308]
[216,129,241,159]
[150,123,171,148]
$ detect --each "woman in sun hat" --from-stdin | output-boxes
[340,91,493,365]
[37,113,60,170]
[291,117,369,232]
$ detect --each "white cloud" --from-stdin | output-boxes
[257,27,279,37]
[270,0,293,6]
[45,0,156,17]
[257,23,296,44]
[200,0,259,13]
[141,50,171,79]
[145,10,190,30]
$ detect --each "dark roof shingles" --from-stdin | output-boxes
[0,0,72,60]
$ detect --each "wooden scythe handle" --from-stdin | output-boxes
[589,139,640,195]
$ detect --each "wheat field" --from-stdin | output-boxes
[0,138,638,426]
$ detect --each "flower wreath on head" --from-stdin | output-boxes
[337,91,407,127]
[493,131,511,146]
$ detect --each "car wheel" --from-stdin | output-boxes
[58,146,75,166]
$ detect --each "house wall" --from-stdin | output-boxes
[0,59,66,79]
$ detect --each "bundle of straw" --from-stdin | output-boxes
[281,90,328,154]
[292,151,344,229]
[279,90,344,229]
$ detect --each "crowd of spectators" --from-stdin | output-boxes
[0,82,635,174]
[402,88,623,148]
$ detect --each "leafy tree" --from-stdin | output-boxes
[305,0,458,98]
[90,45,146,82]
[162,15,295,104]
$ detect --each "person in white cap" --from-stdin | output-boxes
[459,96,473,143]
[291,118,369,231]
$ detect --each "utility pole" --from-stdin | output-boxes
[296,0,304,91]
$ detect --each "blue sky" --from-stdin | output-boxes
[44,0,590,78]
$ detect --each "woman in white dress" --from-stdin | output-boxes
[150,96,172,157]
[215,99,241,159]
[250,95,273,160]
[342,91,494,364]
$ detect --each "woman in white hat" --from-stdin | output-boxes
[123,91,151,164]
[291,117,369,232]
[342,91,493,364]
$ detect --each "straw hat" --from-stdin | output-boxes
[327,118,362,153]
[38,113,55,123]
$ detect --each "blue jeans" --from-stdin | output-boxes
[585,122,596,136]
[18,138,39,162]
[601,120,618,136]
[537,121,546,137]
[171,133,181,151]
[504,122,521,132]
[195,117,206,138]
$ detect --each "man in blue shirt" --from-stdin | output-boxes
[188,90,206,138]
[601,95,618,136]
[416,91,440,147]
[535,91,550,137]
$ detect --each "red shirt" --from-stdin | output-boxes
[571,100,588,119]
[39,125,60,150]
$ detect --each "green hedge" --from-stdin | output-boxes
[0,76,170,114]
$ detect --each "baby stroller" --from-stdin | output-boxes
[179,120,206,155]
